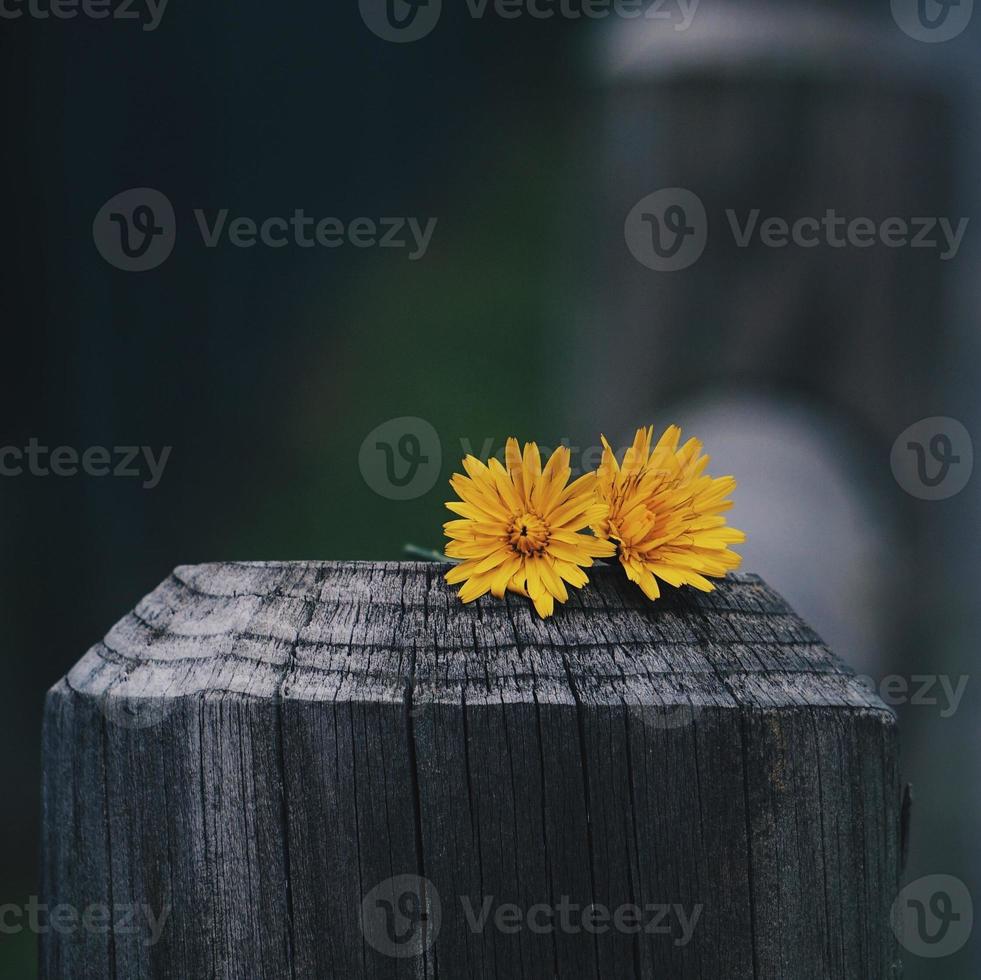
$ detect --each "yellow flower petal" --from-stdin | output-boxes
[444,437,611,619]
[596,425,744,603]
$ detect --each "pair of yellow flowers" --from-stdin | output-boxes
[444,425,745,618]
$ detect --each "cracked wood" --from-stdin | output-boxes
[41,562,903,979]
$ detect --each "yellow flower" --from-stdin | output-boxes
[593,425,745,600]
[444,438,616,618]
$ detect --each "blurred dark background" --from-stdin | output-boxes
[1,0,979,975]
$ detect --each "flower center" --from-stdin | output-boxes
[508,512,550,556]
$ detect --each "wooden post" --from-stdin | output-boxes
[40,562,903,978]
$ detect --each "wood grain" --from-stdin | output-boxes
[40,562,902,978]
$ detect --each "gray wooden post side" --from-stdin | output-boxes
[40,562,903,979]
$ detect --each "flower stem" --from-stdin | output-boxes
[403,544,456,563]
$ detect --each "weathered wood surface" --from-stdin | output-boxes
[41,562,902,978]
